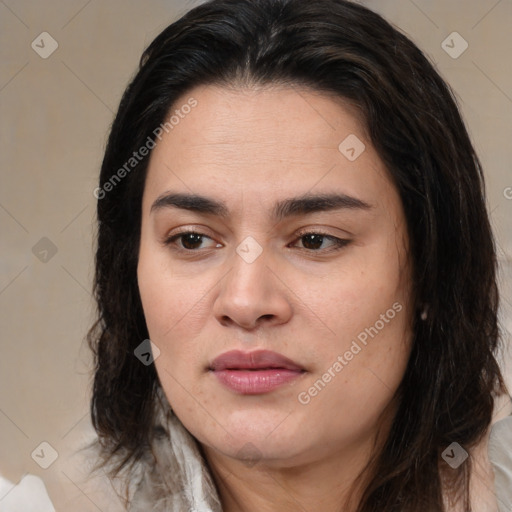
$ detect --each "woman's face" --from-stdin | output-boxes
[138,84,414,468]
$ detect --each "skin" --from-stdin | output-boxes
[137,84,415,512]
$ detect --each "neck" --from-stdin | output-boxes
[205,452,366,512]
[201,413,395,512]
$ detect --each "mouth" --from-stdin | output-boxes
[209,350,306,394]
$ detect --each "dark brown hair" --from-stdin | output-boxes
[88,0,509,510]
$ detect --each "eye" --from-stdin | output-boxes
[291,231,350,252]
[163,229,350,254]
[164,231,221,251]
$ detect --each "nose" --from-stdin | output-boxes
[212,248,293,331]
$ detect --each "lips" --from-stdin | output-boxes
[210,350,304,372]
[209,350,305,394]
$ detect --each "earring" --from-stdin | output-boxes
[420,305,428,321]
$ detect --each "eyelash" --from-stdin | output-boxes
[163,229,351,254]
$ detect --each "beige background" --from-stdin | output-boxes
[1,0,511,509]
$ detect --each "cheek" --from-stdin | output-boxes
[137,247,213,398]
[295,296,411,445]
[137,243,205,340]
[299,244,408,342]
[293,234,412,402]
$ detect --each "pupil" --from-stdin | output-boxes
[182,233,203,249]
[303,234,323,250]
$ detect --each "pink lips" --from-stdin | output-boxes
[209,350,305,394]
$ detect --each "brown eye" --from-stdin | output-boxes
[180,233,205,250]
[292,231,351,252]
[301,234,325,250]
[164,231,219,252]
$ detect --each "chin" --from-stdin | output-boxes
[193,411,312,466]
[207,435,309,468]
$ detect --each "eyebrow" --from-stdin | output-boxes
[150,191,372,220]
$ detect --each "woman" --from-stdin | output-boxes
[87,0,512,510]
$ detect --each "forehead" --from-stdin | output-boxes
[143,84,397,214]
